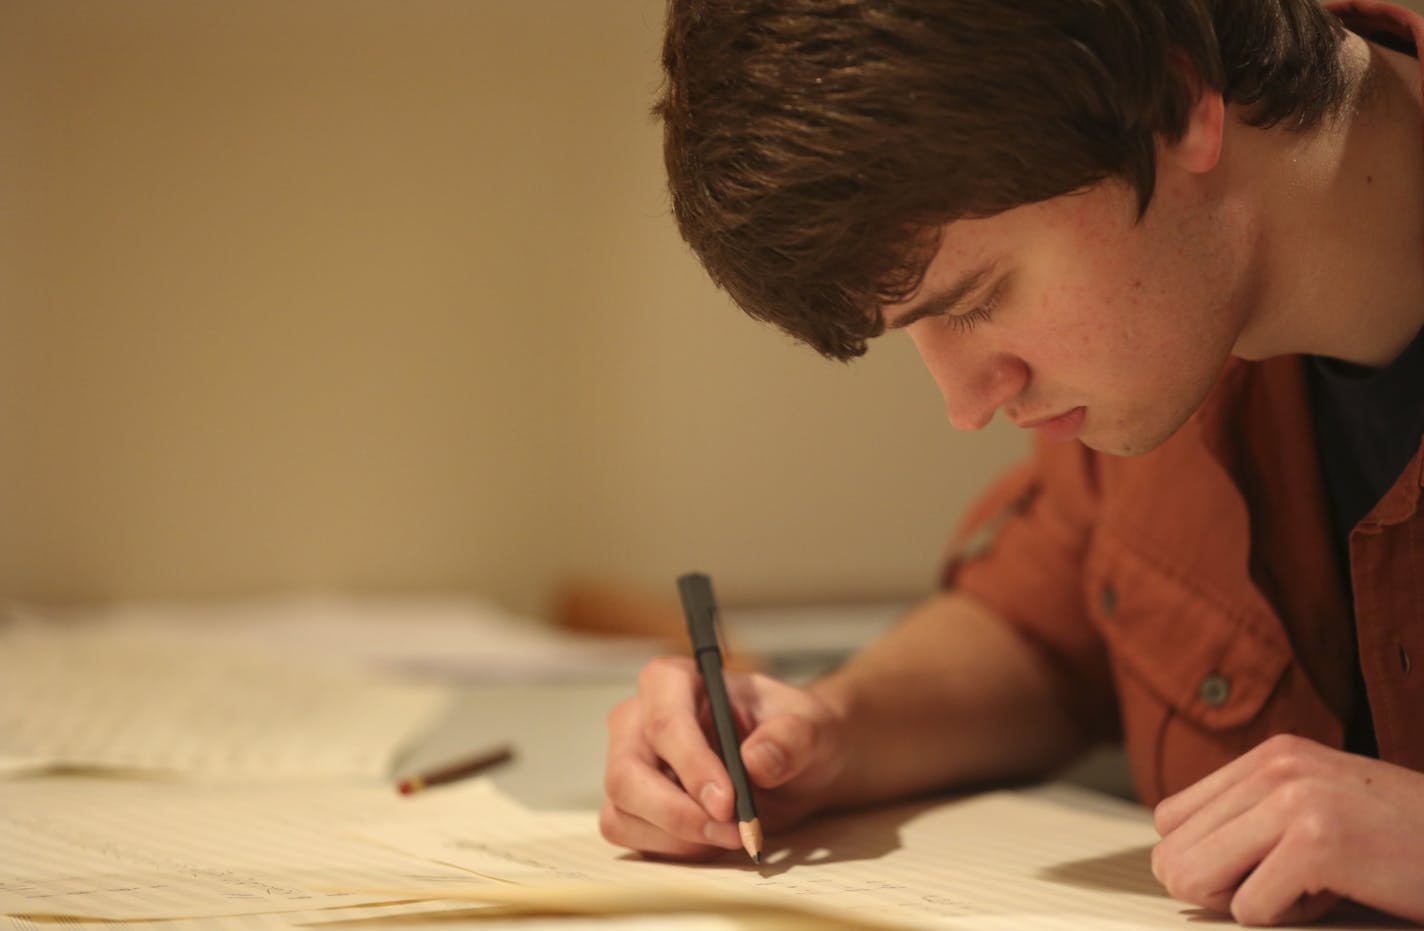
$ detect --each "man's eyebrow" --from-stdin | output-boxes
[884,263,994,330]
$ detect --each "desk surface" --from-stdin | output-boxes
[402,676,1137,813]
[9,667,1397,931]
[3,604,1161,931]
[400,679,633,810]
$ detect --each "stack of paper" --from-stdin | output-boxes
[0,604,1395,930]
[0,776,494,922]
[0,776,849,931]
[2,772,1399,929]
[0,626,447,780]
[4,594,668,682]
[351,786,1187,930]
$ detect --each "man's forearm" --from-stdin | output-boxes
[809,590,1087,808]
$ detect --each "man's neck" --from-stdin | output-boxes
[1235,31,1424,369]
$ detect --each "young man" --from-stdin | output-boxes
[601,0,1424,924]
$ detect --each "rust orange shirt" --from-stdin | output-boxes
[945,1,1424,806]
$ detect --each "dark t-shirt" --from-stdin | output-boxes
[1307,323,1424,756]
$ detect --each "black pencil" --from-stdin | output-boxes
[396,743,515,795]
[677,571,763,863]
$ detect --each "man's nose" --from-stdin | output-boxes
[925,349,1028,431]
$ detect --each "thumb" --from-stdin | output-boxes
[741,713,818,789]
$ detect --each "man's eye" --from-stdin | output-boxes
[943,284,1002,333]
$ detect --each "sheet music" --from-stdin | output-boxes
[350,784,1388,930]
[5,595,667,682]
[0,627,446,780]
[2,774,1393,929]
[0,906,760,931]
[0,776,489,920]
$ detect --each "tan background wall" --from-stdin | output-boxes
[7,1,1409,616]
[0,0,1026,616]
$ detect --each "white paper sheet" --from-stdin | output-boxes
[0,776,491,920]
[350,784,1394,930]
[4,595,666,682]
[0,905,768,931]
[0,775,803,929]
[0,626,447,780]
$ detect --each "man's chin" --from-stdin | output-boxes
[1077,423,1180,459]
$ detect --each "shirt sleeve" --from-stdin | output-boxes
[941,436,1120,745]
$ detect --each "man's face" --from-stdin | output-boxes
[884,173,1255,457]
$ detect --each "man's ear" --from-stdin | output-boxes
[1160,58,1225,175]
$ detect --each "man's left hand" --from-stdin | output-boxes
[1151,733,1424,926]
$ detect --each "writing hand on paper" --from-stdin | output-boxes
[1150,733,1424,926]
[600,656,845,859]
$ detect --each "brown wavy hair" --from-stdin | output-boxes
[656,0,1348,360]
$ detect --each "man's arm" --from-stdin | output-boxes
[808,588,1088,808]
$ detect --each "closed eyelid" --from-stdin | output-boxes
[948,277,1004,318]
[940,278,1007,332]
[963,282,1000,313]
[885,263,997,329]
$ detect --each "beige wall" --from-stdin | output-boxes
[14,1,1408,615]
[0,0,1027,615]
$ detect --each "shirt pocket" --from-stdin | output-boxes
[1085,531,1291,732]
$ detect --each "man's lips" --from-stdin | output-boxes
[1017,406,1086,440]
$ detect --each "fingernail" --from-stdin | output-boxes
[703,820,722,842]
[747,741,786,778]
[699,782,727,811]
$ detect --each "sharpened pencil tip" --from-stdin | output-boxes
[739,817,763,865]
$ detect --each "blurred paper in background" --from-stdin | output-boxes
[0,614,448,780]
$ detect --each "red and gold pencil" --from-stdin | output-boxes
[396,743,515,795]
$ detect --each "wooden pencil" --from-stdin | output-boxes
[396,743,515,795]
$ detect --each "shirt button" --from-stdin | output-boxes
[1100,584,1117,617]
[1199,673,1231,708]
[1400,645,1412,676]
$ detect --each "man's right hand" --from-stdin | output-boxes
[599,655,848,859]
